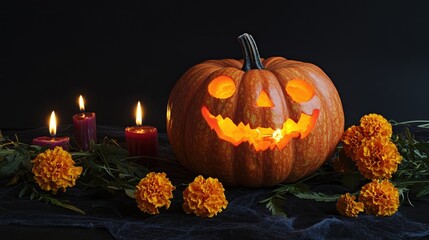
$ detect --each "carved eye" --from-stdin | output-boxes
[208,76,236,99]
[285,79,315,103]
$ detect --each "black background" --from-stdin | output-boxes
[2,1,429,131]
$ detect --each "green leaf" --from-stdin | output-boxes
[30,191,35,200]
[30,144,42,152]
[107,186,121,190]
[47,197,85,215]
[125,189,135,199]
[397,187,414,206]
[271,184,295,194]
[19,184,29,198]
[0,154,22,178]
[260,195,287,217]
[416,142,429,158]
[416,185,429,198]
[417,123,429,128]
[0,149,15,157]
[289,189,342,202]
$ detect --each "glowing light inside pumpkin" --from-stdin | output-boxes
[256,90,274,107]
[286,79,315,103]
[201,106,319,151]
[272,129,282,142]
[208,76,236,99]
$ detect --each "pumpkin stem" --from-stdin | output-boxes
[238,33,264,71]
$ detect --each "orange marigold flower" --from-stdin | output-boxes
[336,193,364,217]
[183,175,228,217]
[135,172,175,215]
[341,125,364,160]
[359,179,399,216]
[355,136,402,179]
[359,113,392,138]
[31,146,82,194]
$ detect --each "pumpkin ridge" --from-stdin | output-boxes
[262,57,288,69]
[204,67,244,182]
[170,64,223,167]
[271,70,297,182]
[227,68,245,185]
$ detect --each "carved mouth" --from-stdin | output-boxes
[201,106,319,151]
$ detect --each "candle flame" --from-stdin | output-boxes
[49,111,57,137]
[136,101,144,126]
[79,95,85,112]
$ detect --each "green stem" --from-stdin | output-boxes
[391,120,429,128]
[238,33,264,71]
[394,180,429,185]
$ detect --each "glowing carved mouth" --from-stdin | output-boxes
[201,106,319,151]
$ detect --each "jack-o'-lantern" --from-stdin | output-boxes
[166,33,344,187]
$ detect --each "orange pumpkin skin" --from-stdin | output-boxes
[166,34,344,187]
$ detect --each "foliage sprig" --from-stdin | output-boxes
[0,135,150,214]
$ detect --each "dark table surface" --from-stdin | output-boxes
[1,125,429,240]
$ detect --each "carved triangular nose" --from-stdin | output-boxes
[256,90,274,108]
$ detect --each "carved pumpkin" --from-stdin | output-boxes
[166,33,344,187]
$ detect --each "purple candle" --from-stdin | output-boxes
[73,95,97,150]
[125,101,158,157]
[32,111,70,150]
[125,126,158,157]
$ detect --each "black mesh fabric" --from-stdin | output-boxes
[1,125,429,240]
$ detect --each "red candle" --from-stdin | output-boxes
[72,95,97,150]
[32,111,70,150]
[125,101,158,157]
